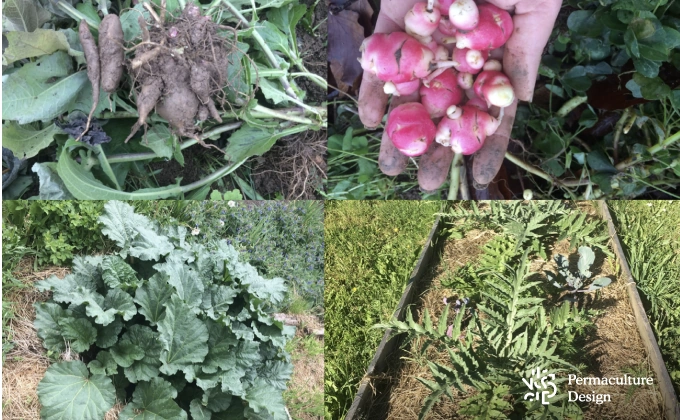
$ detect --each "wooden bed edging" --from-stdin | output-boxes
[345,216,444,420]
[599,201,680,420]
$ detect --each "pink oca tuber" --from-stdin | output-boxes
[359,0,516,159]
[386,103,436,157]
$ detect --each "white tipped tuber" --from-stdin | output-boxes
[446,105,463,119]
[483,59,502,71]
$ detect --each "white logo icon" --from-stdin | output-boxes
[523,367,558,405]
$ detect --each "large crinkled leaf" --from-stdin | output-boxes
[190,399,212,420]
[154,261,204,310]
[253,323,295,349]
[118,377,187,420]
[212,398,246,420]
[110,339,145,368]
[102,255,140,289]
[257,360,293,391]
[202,389,233,413]
[68,287,116,326]
[1,122,62,159]
[2,51,88,124]
[202,284,239,320]
[3,0,51,32]
[71,255,103,286]
[122,325,162,383]
[134,273,174,325]
[88,351,118,375]
[58,317,97,353]
[104,288,137,321]
[203,320,239,374]
[158,295,209,376]
[99,201,174,260]
[94,317,123,348]
[37,361,116,420]
[195,370,222,391]
[2,29,70,65]
[35,274,93,303]
[220,365,247,396]
[243,379,287,419]
[34,302,71,352]
[231,321,255,341]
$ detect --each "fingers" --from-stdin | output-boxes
[378,91,420,176]
[418,143,454,192]
[472,99,517,185]
[503,0,562,101]
[358,12,405,128]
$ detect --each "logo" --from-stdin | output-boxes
[523,367,557,405]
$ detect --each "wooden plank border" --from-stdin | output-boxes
[599,201,680,420]
[345,216,444,420]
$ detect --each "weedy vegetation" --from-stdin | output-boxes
[608,201,680,395]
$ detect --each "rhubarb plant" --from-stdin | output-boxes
[34,201,294,420]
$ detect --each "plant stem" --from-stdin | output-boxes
[505,152,588,189]
[459,157,470,199]
[615,129,680,170]
[220,0,300,101]
[447,153,463,200]
[106,122,243,163]
[290,72,327,90]
[251,105,321,125]
[612,108,630,164]
[178,124,310,193]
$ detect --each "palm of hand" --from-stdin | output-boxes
[358,0,562,192]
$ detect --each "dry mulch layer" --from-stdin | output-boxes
[361,221,663,419]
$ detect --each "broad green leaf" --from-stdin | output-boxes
[102,255,140,289]
[118,377,187,420]
[2,52,88,124]
[561,66,592,92]
[34,302,71,352]
[258,78,290,105]
[3,0,50,32]
[158,295,209,376]
[134,273,175,325]
[120,4,152,42]
[203,320,239,374]
[104,288,137,321]
[110,339,145,368]
[190,399,212,420]
[587,277,613,291]
[95,317,123,348]
[587,150,617,173]
[122,325,163,383]
[154,261,204,310]
[202,284,239,320]
[58,317,97,352]
[224,124,284,163]
[35,274,93,303]
[88,351,118,375]
[69,287,117,326]
[37,361,116,420]
[140,124,175,159]
[243,379,287,419]
[632,73,671,100]
[253,22,289,54]
[3,29,70,65]
[76,0,102,25]
[202,389,233,412]
[258,360,293,390]
[32,162,73,199]
[99,201,174,260]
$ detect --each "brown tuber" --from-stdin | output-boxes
[98,14,124,92]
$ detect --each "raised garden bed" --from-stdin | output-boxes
[346,201,680,420]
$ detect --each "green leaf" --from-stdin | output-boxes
[587,150,617,173]
[119,4,152,42]
[94,317,123,348]
[190,399,212,420]
[58,317,97,352]
[88,351,118,375]
[122,325,163,383]
[32,162,74,199]
[3,29,70,65]
[154,261,205,310]
[224,124,285,163]
[102,255,140,289]
[118,377,188,420]
[99,201,174,260]
[243,379,287,419]
[2,51,88,124]
[258,78,291,105]
[158,295,209,376]
[587,277,612,291]
[561,66,592,92]
[253,22,289,54]
[104,288,137,321]
[203,320,239,374]
[3,0,49,32]
[37,361,116,420]
[203,389,233,412]
[110,339,145,368]
[34,302,71,352]
[141,124,176,159]
[134,273,175,325]
[631,73,671,100]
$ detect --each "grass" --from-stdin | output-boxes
[285,317,325,420]
[607,200,680,395]
[324,201,442,419]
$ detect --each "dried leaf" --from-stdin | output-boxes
[328,10,365,93]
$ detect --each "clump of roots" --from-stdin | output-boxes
[125,3,239,148]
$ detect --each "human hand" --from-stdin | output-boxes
[358,0,563,192]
